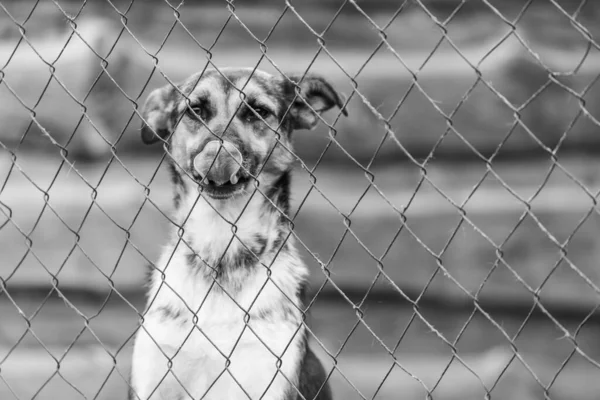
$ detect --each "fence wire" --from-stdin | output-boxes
[0,0,600,399]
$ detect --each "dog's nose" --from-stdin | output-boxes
[193,140,243,186]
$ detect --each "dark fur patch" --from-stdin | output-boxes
[298,280,309,312]
[281,300,298,323]
[145,127,170,144]
[253,76,287,119]
[186,251,197,267]
[222,70,275,99]
[173,192,181,209]
[219,74,233,97]
[153,304,186,324]
[207,261,253,295]
[217,236,268,279]
[141,85,182,145]
[199,236,269,294]
[180,70,217,96]
[256,307,273,321]
[167,162,186,192]
[254,294,298,323]
[246,153,262,178]
[186,249,217,281]
[283,333,331,400]
[144,264,155,288]
[254,234,268,258]
[265,171,291,216]
[295,346,332,400]
[229,245,259,270]
[272,230,289,255]
[186,250,222,282]
[219,71,241,96]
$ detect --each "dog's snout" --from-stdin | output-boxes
[193,140,243,186]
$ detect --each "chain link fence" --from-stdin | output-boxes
[1,0,600,399]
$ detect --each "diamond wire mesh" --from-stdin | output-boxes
[0,0,600,399]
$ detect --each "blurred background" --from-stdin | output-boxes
[1,0,600,399]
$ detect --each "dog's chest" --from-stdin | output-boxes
[133,197,305,398]
[140,281,303,399]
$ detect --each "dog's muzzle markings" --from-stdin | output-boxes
[129,68,346,400]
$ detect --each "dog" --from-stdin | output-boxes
[129,67,347,400]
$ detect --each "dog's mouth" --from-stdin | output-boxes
[191,140,254,200]
[193,172,250,200]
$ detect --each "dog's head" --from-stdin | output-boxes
[140,68,347,201]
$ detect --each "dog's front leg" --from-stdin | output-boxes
[129,329,191,400]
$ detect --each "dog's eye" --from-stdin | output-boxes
[187,104,207,121]
[251,106,271,120]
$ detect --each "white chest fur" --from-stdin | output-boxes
[132,289,304,400]
[130,195,307,400]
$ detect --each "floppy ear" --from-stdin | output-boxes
[287,74,348,130]
[140,84,179,144]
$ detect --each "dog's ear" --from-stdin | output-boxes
[140,84,180,145]
[286,74,348,130]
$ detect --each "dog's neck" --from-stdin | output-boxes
[170,167,294,284]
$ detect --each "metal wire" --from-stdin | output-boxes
[0,0,599,399]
